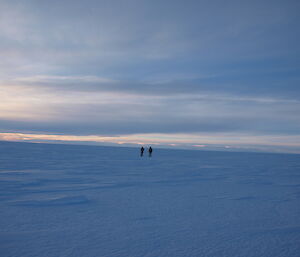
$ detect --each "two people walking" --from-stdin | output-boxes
[140,146,153,157]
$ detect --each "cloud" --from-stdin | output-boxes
[1,80,299,136]
[3,73,300,101]
[0,0,300,153]
[1,0,299,79]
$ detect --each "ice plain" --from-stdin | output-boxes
[0,141,299,257]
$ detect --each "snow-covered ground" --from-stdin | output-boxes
[0,141,299,257]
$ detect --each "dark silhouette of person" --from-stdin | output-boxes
[149,146,153,157]
[140,146,145,157]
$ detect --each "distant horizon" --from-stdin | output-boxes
[1,137,299,155]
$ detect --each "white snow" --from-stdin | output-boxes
[0,141,299,257]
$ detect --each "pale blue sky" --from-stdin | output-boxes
[0,0,300,152]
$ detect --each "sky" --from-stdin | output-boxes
[0,0,300,153]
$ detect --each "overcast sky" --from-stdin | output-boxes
[1,0,300,152]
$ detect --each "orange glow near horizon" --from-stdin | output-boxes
[0,132,163,146]
[1,132,300,151]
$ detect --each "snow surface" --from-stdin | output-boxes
[0,141,299,257]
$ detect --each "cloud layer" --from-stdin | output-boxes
[1,0,300,152]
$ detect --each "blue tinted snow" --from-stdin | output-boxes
[0,141,299,257]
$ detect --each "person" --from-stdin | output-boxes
[149,146,153,157]
[140,146,145,157]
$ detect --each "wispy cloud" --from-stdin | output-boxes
[1,78,299,136]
